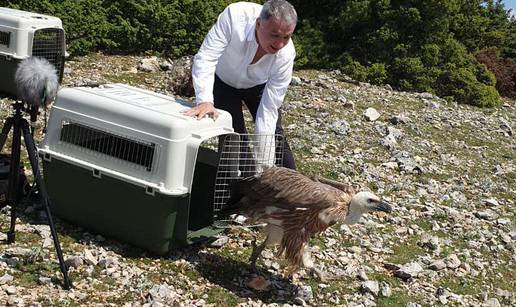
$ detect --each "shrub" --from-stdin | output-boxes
[292,20,328,68]
[366,63,388,85]
[342,59,368,82]
[438,67,500,107]
[390,57,435,92]
[104,0,231,57]
[291,0,512,107]
[475,48,516,98]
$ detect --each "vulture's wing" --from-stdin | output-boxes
[238,166,350,210]
[312,176,355,194]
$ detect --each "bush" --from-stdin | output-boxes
[438,67,500,107]
[292,20,327,68]
[104,0,231,56]
[391,57,426,91]
[367,63,388,85]
[290,0,511,107]
[475,48,516,98]
[338,54,387,85]
[341,58,368,82]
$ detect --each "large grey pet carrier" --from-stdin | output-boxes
[38,84,282,254]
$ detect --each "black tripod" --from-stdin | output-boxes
[0,101,72,289]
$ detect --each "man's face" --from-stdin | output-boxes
[256,17,295,54]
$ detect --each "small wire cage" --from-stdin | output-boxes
[213,134,284,214]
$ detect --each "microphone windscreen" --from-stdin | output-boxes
[14,57,59,108]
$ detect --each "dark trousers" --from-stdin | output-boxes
[213,75,296,170]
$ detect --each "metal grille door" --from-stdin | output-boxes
[213,134,284,213]
[32,28,65,81]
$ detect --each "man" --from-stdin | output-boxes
[185,0,297,169]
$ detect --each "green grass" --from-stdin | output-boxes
[374,274,422,306]
[12,261,59,287]
[386,235,426,264]
[13,231,41,245]
[438,275,483,296]
[204,287,241,305]
[305,278,355,304]
[376,290,422,306]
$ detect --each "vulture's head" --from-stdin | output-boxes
[345,191,392,224]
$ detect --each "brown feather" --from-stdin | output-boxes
[244,167,351,210]
[232,166,355,273]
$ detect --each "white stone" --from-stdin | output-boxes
[399,262,424,277]
[482,298,501,307]
[83,250,98,266]
[0,274,13,285]
[446,254,461,269]
[361,280,380,296]
[4,285,16,295]
[291,76,302,86]
[209,236,229,247]
[364,108,381,121]
[380,282,391,297]
[429,260,447,271]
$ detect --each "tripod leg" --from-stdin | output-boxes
[21,120,72,290]
[6,117,21,244]
[0,117,14,154]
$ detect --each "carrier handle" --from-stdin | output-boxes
[145,186,155,196]
[92,169,101,179]
[43,153,52,162]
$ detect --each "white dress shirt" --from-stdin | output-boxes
[192,1,295,135]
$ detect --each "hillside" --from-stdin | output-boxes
[0,53,514,306]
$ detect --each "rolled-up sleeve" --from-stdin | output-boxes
[255,48,295,135]
[192,7,232,104]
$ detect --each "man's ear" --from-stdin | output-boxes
[256,17,261,30]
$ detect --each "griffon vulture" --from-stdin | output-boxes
[225,166,393,279]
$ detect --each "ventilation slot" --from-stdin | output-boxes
[59,121,155,171]
[32,28,65,81]
[0,31,10,47]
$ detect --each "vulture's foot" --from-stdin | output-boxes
[284,266,301,282]
[249,237,267,270]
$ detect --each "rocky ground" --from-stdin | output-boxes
[0,53,514,306]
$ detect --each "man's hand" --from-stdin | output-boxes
[183,102,220,120]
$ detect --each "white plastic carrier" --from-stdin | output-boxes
[0,7,64,59]
[39,84,234,196]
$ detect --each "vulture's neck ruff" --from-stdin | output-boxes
[343,206,364,224]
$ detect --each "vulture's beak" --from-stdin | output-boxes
[373,201,393,213]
